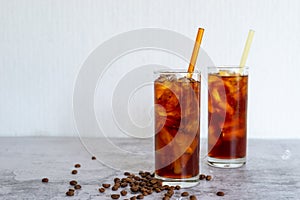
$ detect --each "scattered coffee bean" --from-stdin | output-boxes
[217,191,225,196]
[99,187,105,193]
[69,180,77,186]
[112,185,119,191]
[71,170,78,175]
[199,174,206,180]
[190,195,197,200]
[102,183,111,188]
[181,191,189,197]
[166,189,174,196]
[114,177,121,183]
[68,188,75,192]
[164,186,169,190]
[111,194,120,199]
[206,175,212,181]
[142,191,148,196]
[136,194,144,199]
[124,172,131,176]
[66,190,74,196]
[121,182,128,187]
[91,156,96,160]
[154,188,161,193]
[164,193,172,198]
[130,196,137,200]
[162,196,170,200]
[130,186,139,193]
[74,184,81,190]
[42,178,48,183]
[74,164,81,168]
[120,189,127,196]
[175,185,181,190]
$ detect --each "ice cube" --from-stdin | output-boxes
[181,117,199,133]
[173,153,190,174]
[158,74,177,82]
[168,74,177,81]
[158,127,174,146]
[178,77,190,83]
[173,134,198,174]
[156,75,167,83]
[226,102,235,115]
[163,91,179,112]
[155,105,167,133]
[219,70,234,76]
[211,89,221,102]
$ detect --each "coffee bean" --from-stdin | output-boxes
[68,188,75,192]
[66,190,74,196]
[120,190,127,196]
[199,174,206,180]
[91,156,96,160]
[140,187,147,193]
[136,194,144,199]
[150,179,157,184]
[154,188,161,193]
[111,194,120,199]
[99,187,105,193]
[138,171,144,175]
[112,185,119,191]
[130,196,136,200]
[102,183,111,188]
[146,175,152,180]
[163,185,170,190]
[175,185,181,190]
[130,186,139,193]
[114,178,121,183]
[127,177,134,183]
[42,178,48,183]
[206,175,212,181]
[190,195,197,200]
[164,193,172,198]
[142,191,148,196]
[216,191,225,196]
[121,178,127,182]
[71,170,77,175]
[162,196,170,200]
[74,184,81,190]
[181,191,189,197]
[124,172,131,176]
[144,171,151,176]
[74,164,81,168]
[121,182,128,187]
[69,180,77,186]
[166,189,174,196]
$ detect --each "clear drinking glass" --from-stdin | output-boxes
[207,66,248,168]
[154,70,200,188]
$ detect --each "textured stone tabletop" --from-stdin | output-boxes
[0,137,299,200]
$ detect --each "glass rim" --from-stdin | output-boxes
[154,69,200,74]
[207,65,249,70]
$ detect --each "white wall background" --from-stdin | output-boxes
[1,0,300,138]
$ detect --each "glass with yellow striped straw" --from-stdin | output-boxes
[207,30,254,168]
